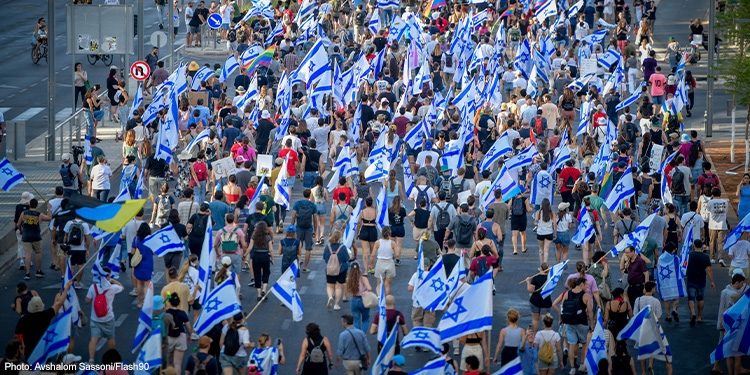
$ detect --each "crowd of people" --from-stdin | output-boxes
[5,0,750,374]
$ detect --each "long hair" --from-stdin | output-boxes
[178,254,198,282]
[541,198,552,222]
[389,196,401,215]
[136,222,151,240]
[576,261,586,276]
[252,222,270,249]
[388,169,397,192]
[346,262,363,295]
[305,323,323,340]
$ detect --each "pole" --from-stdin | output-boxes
[244,291,270,321]
[47,0,55,162]
[24,179,48,204]
[706,0,715,137]
[732,100,736,163]
[138,0,144,67]
[168,0,174,72]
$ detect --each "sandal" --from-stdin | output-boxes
[522,248,527,253]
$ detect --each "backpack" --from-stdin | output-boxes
[564,175,576,189]
[191,353,214,372]
[223,325,242,356]
[424,167,438,187]
[228,28,237,42]
[60,164,75,187]
[92,285,109,318]
[296,201,314,229]
[456,216,474,245]
[624,122,637,143]
[534,116,545,136]
[307,338,326,363]
[449,178,466,206]
[667,114,680,133]
[439,177,453,201]
[671,168,686,195]
[281,239,300,266]
[156,194,171,222]
[416,186,431,209]
[326,244,341,276]
[205,142,218,162]
[444,53,454,68]
[355,10,367,26]
[194,161,208,181]
[476,257,489,278]
[701,173,717,189]
[561,99,575,111]
[538,335,555,364]
[67,221,85,246]
[167,309,187,337]
[435,204,452,230]
[561,291,585,324]
[512,197,525,216]
[189,213,209,239]
[220,227,240,252]
[335,204,350,222]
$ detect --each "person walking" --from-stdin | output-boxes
[706,187,729,266]
[736,173,750,220]
[336,314,370,375]
[526,263,553,333]
[509,192,533,255]
[492,309,525,366]
[295,322,334,374]
[292,188,319,271]
[534,199,556,265]
[553,277,594,374]
[603,287,632,338]
[220,313,254,374]
[85,268,124,364]
[324,231,350,311]
[534,314,565,375]
[18,198,51,280]
[249,222,274,300]
[346,262,372,331]
[623,245,649,304]
[686,239,715,325]
[373,227,397,296]
[131,223,154,308]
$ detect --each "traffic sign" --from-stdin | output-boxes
[150,31,168,48]
[207,13,222,29]
[130,61,151,81]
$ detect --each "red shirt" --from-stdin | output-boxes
[558,167,582,193]
[245,187,256,199]
[333,187,352,205]
[593,112,607,128]
[277,149,299,177]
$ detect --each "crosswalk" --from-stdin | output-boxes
[0,107,76,123]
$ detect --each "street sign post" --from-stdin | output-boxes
[130,61,151,81]
[207,13,222,29]
[150,31,168,48]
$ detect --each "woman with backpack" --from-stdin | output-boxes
[295,322,333,374]
[165,293,194,375]
[249,222,274,301]
[509,192,533,255]
[534,314,565,375]
[323,231,350,311]
[220,313,253,374]
[311,176,328,245]
[278,226,301,275]
[357,197,379,274]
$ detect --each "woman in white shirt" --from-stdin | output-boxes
[373,227,397,296]
[90,155,112,202]
[554,202,573,264]
[534,199,557,265]
[177,254,201,328]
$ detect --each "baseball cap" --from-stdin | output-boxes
[221,256,232,266]
[286,225,296,232]
[393,355,406,366]
[62,152,71,161]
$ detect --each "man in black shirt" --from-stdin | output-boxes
[125,109,141,131]
[189,1,208,47]
[233,68,250,92]
[373,29,388,52]
[378,88,398,112]
[144,153,168,201]
[255,110,276,154]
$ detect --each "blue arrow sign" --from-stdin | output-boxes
[207,13,222,29]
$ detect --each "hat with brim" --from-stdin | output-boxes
[275,157,284,166]
[558,202,570,211]
[670,133,679,140]
[177,151,192,160]
[20,192,34,204]
[188,61,200,71]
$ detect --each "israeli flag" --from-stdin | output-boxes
[248,176,266,210]
[567,72,596,93]
[679,226,694,278]
[585,309,608,375]
[84,134,92,165]
[535,0,557,23]
[143,225,185,257]
[265,22,284,46]
[446,249,467,297]
[373,324,399,375]
[377,276,388,344]
[129,83,143,120]
[604,167,636,212]
[133,163,146,199]
[169,63,188,97]
[660,170,673,205]
[530,170,554,206]
[220,55,240,83]
[27,307,72,367]
[513,39,532,80]
[438,272,493,343]
[618,305,672,362]
[568,0,583,18]
[505,145,540,171]
[656,251,686,301]
[539,260,568,299]
[365,158,390,183]
[479,132,512,170]
[415,256,450,311]
[440,144,463,176]
[616,83,645,111]
[404,120,426,149]
[375,182,390,230]
[550,141,572,172]
[250,346,281,375]
[274,156,291,208]
[191,67,214,91]
[711,287,750,362]
[611,211,657,256]
[271,260,304,321]
[388,15,408,42]
[134,327,162,375]
[198,216,214,305]
[401,327,442,354]
[572,208,596,245]
[581,29,608,46]
[294,0,316,23]
[479,164,520,209]
[240,44,262,68]
[598,18,618,29]
[724,212,750,251]
[185,128,211,154]
[106,243,121,278]
[492,357,523,375]
[132,282,154,353]
[62,258,83,328]
[194,278,242,336]
[409,357,446,375]
[113,184,130,203]
[368,10,381,35]
[0,158,25,191]
[342,199,363,250]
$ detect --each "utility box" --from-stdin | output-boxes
[5,121,26,160]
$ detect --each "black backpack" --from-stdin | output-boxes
[67,221,84,246]
[561,291,586,324]
[511,197,525,216]
[449,178,467,206]
[444,53,453,68]
[60,164,74,187]
[296,201,314,229]
[670,168,686,195]
[475,257,489,278]
[54,212,75,244]
[435,204,452,230]
[189,214,209,238]
[624,122,637,143]
[455,216,474,245]
[355,11,367,26]
[223,325,242,356]
[564,175,576,189]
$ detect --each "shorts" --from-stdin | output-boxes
[163,252,183,270]
[553,231,571,246]
[297,228,314,250]
[22,241,41,255]
[220,353,248,370]
[391,225,405,238]
[287,176,296,187]
[221,23,230,30]
[315,202,328,215]
[174,27,179,36]
[375,259,396,279]
[167,333,188,352]
[565,324,589,345]
[70,250,87,265]
[537,353,559,370]
[91,319,115,339]
[510,216,527,231]
[537,233,553,241]
[191,299,202,310]
[359,226,378,242]
[530,303,551,315]
[326,270,347,284]
[651,95,665,105]
[687,284,705,301]
[56,247,67,259]
[412,227,427,242]
[189,26,200,34]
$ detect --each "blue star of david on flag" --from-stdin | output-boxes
[430,278,445,293]
[539,176,551,189]
[659,265,673,280]
[0,158,25,191]
[590,337,606,353]
[144,225,185,257]
[443,297,467,323]
[205,297,221,312]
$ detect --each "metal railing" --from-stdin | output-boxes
[44,45,186,161]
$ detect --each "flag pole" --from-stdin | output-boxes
[24,178,48,204]
[244,291,270,321]
[518,269,550,284]
[69,231,119,282]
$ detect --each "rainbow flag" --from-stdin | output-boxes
[500,8,514,17]
[423,0,446,18]
[599,170,614,199]
[243,46,275,73]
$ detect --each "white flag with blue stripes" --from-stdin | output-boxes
[604,167,635,212]
[481,165,522,209]
[656,251,687,300]
[129,83,143,120]
[365,157,390,183]
[0,158,25,191]
[194,278,242,336]
[265,22,284,46]
[505,145,540,171]
[616,83,645,111]
[529,170,554,206]
[438,272,493,343]
[711,287,750,363]
[274,156,291,208]
[401,327,442,354]
[271,260,303,321]
[415,256,449,311]
[198,216,214,305]
[375,181,390,229]
[185,128,211,154]
[368,10,381,34]
[581,29,608,46]
[409,357,446,375]
[540,260,568,299]
[479,131,512,170]
[132,281,154,353]
[373,324,399,375]
[597,48,622,70]
[191,67,214,91]
[492,357,523,375]
[585,309,608,374]
[377,277,387,344]
[568,0,583,19]
[134,327,162,375]
[535,0,557,22]
[143,225,185,257]
[403,153,415,197]
[84,134,92,165]
[572,208,596,245]
[27,308,72,367]
[618,305,672,361]
[343,199,363,250]
[220,55,240,83]
[724,211,750,251]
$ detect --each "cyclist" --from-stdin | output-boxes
[32,18,48,59]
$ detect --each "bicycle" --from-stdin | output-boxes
[31,41,47,64]
[87,53,113,66]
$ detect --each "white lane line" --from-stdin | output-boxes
[307,270,316,280]
[97,313,128,350]
[299,285,308,295]
[280,319,291,330]
[0,107,9,114]
[56,108,73,121]
[11,107,44,121]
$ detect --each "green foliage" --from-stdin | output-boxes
[716,0,750,107]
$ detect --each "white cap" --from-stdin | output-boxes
[62,152,71,161]
[221,256,232,266]
[261,110,271,119]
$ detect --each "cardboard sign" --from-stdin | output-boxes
[256,154,273,177]
[212,156,236,179]
[457,190,472,205]
[648,143,665,173]
[188,91,209,108]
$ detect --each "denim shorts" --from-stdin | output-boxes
[553,231,571,246]
[221,23,230,30]
[315,202,328,215]
[189,26,200,34]
[220,353,248,370]
[530,303,551,315]
[687,284,705,301]
[565,324,589,345]
[652,95,665,105]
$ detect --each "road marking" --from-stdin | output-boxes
[56,108,73,121]
[280,318,291,330]
[62,66,69,70]
[0,107,9,114]
[299,285,308,295]
[97,313,128,350]
[307,270,316,280]
[0,85,19,89]
[19,88,26,92]
[12,107,44,121]
[152,271,164,285]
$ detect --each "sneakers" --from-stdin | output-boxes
[302,268,311,273]
[711,259,716,264]
[74,282,83,290]
[453,347,460,356]
[35,270,45,278]
[333,304,341,311]
[719,259,727,267]
[24,274,30,280]
[569,368,577,375]
[129,289,138,296]
[395,259,401,266]
[191,333,200,340]
[327,297,334,309]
